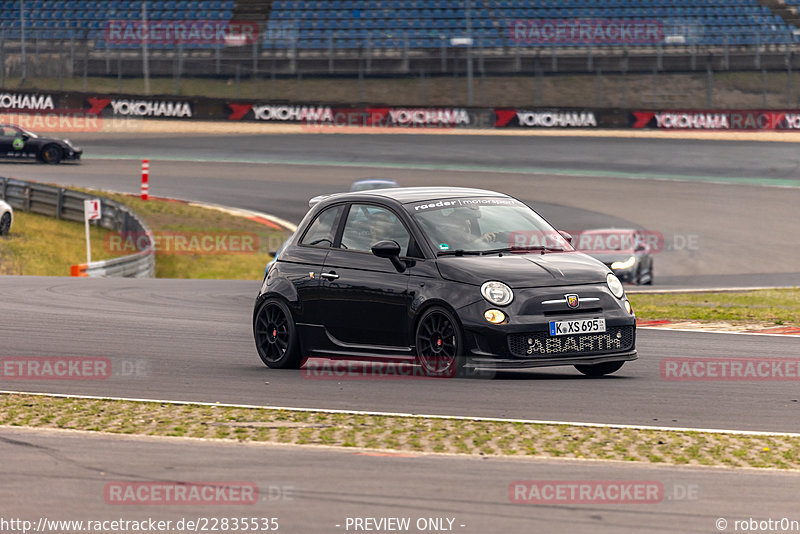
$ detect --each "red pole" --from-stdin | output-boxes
[141,159,149,200]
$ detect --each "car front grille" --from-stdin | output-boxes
[508,326,635,358]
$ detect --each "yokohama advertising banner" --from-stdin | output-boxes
[225,103,496,128]
[632,110,800,130]
[494,109,600,128]
[86,97,194,118]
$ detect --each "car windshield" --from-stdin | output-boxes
[3,126,38,138]
[408,197,573,254]
[18,127,38,138]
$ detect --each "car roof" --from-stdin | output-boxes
[351,178,398,185]
[316,186,510,205]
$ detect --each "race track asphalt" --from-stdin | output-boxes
[3,427,796,534]
[1,276,798,433]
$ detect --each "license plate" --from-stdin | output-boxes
[549,318,606,336]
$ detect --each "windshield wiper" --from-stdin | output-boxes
[480,246,567,255]
[437,249,484,256]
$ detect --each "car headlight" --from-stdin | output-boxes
[611,256,636,270]
[481,281,513,306]
[607,273,625,299]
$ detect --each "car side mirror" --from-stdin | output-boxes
[558,230,573,246]
[371,240,406,273]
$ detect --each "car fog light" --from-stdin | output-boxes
[484,309,506,324]
[624,300,633,314]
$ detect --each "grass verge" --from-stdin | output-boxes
[92,191,289,279]
[0,211,117,275]
[0,191,290,279]
[1,393,798,469]
[629,288,800,326]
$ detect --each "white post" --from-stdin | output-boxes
[84,204,92,264]
[83,199,101,264]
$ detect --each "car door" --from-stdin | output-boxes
[0,126,17,157]
[278,204,345,331]
[319,203,414,351]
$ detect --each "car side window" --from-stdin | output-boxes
[300,205,343,248]
[340,204,411,256]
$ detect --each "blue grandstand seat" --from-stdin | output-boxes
[5,0,794,51]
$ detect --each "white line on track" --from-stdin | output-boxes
[3,390,798,438]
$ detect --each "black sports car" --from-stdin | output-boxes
[0,124,82,164]
[253,187,637,377]
[576,228,655,285]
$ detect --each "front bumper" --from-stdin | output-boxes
[456,283,637,370]
[467,349,638,370]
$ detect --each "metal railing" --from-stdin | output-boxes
[0,176,155,278]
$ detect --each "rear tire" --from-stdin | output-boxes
[574,361,625,377]
[0,212,10,236]
[415,306,465,378]
[253,298,302,369]
[40,144,62,164]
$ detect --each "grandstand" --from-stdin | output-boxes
[1,0,800,77]
[0,0,797,47]
[266,0,799,49]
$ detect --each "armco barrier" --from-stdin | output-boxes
[0,176,155,278]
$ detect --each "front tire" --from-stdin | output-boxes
[643,265,654,285]
[574,361,625,377]
[0,212,10,236]
[40,144,62,164]
[415,306,465,377]
[254,298,302,369]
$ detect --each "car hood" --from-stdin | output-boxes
[583,252,638,265]
[436,252,609,288]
